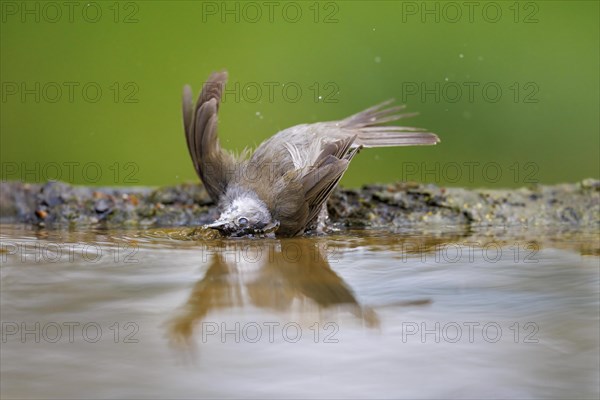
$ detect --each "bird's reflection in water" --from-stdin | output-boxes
[167,238,381,346]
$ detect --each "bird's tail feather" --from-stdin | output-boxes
[340,99,439,148]
[356,128,439,147]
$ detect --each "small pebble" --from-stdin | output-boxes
[94,199,110,213]
[35,209,48,219]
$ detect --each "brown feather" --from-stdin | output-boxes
[328,99,440,147]
[300,136,360,230]
[183,72,439,237]
[182,71,237,203]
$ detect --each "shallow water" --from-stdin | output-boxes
[1,224,598,399]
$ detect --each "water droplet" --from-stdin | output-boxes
[444,77,449,81]
[459,53,464,58]
[374,56,381,63]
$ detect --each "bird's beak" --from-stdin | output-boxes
[206,220,230,232]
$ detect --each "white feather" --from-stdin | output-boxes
[283,136,324,170]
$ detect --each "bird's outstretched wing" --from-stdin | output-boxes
[182,71,236,203]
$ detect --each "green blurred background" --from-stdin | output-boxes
[1,0,598,188]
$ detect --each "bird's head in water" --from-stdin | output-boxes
[206,194,280,237]
[185,70,439,238]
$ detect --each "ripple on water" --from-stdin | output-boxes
[1,223,598,399]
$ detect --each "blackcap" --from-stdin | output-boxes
[182,71,439,237]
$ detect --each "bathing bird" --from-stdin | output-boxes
[182,71,439,237]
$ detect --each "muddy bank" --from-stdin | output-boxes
[0,179,598,230]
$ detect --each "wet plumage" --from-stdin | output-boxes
[183,71,439,237]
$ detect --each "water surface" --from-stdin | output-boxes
[1,224,598,399]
